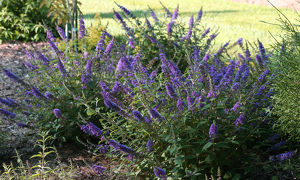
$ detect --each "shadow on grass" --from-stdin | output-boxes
[83,9,239,20]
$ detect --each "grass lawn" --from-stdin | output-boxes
[80,0,297,47]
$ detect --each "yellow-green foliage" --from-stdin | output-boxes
[272,13,300,141]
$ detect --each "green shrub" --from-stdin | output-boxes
[271,11,300,142]
[0,0,54,43]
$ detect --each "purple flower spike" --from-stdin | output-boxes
[177,98,185,111]
[149,7,159,22]
[233,113,245,126]
[46,29,56,42]
[47,39,60,54]
[104,98,121,112]
[231,101,241,113]
[36,52,50,65]
[32,86,45,98]
[167,21,175,36]
[81,122,103,136]
[105,39,114,55]
[0,108,16,118]
[116,3,135,18]
[171,6,179,21]
[154,167,167,179]
[270,151,296,162]
[53,108,62,119]
[209,122,218,139]
[112,81,122,94]
[108,140,134,154]
[17,122,27,128]
[197,7,203,21]
[149,108,163,122]
[258,69,270,82]
[79,16,86,39]
[189,15,194,28]
[146,139,154,152]
[45,91,54,99]
[0,98,17,107]
[57,59,67,76]
[128,38,134,49]
[91,164,105,175]
[202,28,210,38]
[56,26,66,40]
[160,2,172,18]
[132,110,145,122]
[3,68,26,85]
[165,83,177,98]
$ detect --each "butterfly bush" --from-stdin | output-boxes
[1,3,297,179]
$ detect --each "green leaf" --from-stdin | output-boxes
[86,108,96,116]
[202,142,213,151]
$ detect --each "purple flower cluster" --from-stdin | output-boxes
[270,151,296,162]
[0,108,16,118]
[79,17,86,39]
[209,122,218,139]
[154,167,167,179]
[91,164,105,175]
[108,139,134,154]
[80,122,103,137]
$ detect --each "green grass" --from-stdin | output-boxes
[80,0,297,47]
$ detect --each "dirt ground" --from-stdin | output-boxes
[231,0,300,10]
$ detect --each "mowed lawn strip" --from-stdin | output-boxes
[80,0,297,47]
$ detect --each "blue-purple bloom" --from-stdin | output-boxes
[209,122,218,139]
[91,164,105,175]
[233,113,245,126]
[17,122,27,128]
[171,6,179,21]
[258,69,270,82]
[36,52,50,65]
[97,144,108,154]
[32,86,45,98]
[0,98,17,107]
[165,83,177,98]
[177,98,185,111]
[79,16,86,39]
[146,139,154,152]
[3,68,26,85]
[232,82,240,92]
[80,122,103,137]
[167,21,175,36]
[149,108,163,122]
[105,39,114,55]
[109,139,134,154]
[149,7,159,22]
[154,167,167,179]
[116,3,135,18]
[132,110,145,122]
[160,2,172,18]
[56,26,66,40]
[189,15,194,28]
[53,108,62,119]
[231,101,241,113]
[57,59,67,76]
[46,29,55,42]
[197,8,203,21]
[103,98,121,112]
[0,108,16,118]
[202,28,210,37]
[270,151,296,162]
[112,81,122,94]
[267,141,286,152]
[45,91,54,99]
